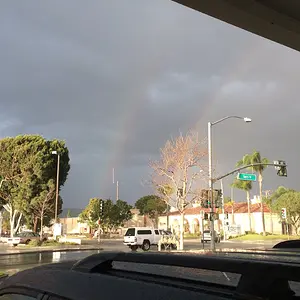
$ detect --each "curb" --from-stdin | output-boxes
[174,248,300,256]
[0,247,103,256]
[225,240,284,244]
[176,248,269,254]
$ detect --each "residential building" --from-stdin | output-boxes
[158,202,290,236]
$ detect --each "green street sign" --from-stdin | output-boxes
[237,173,257,181]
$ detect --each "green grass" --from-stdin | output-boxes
[230,234,295,241]
[184,233,200,239]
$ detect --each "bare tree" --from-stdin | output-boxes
[150,130,208,250]
[30,180,56,240]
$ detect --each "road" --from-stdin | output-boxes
[0,239,299,296]
[0,238,279,275]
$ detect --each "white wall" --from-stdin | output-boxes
[158,211,284,235]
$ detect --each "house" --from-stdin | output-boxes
[158,202,289,236]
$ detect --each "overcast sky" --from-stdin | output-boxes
[0,1,299,208]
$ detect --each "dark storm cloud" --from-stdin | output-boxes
[0,0,299,207]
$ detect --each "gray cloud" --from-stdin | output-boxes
[0,0,299,207]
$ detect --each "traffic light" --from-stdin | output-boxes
[177,187,185,197]
[99,200,104,218]
[274,160,287,177]
[200,189,210,208]
[209,213,219,221]
[214,189,222,208]
[204,213,209,220]
[281,208,287,219]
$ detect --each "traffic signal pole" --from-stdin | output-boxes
[97,220,101,244]
[213,162,287,183]
[208,122,216,251]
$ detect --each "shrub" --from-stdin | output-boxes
[28,240,43,247]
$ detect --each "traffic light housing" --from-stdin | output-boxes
[204,213,209,220]
[177,188,183,197]
[201,189,222,208]
[200,189,210,208]
[281,208,287,219]
[99,200,104,218]
[214,189,222,208]
[274,160,287,177]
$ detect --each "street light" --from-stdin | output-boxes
[208,116,251,251]
[52,150,60,223]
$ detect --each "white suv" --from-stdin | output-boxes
[123,227,161,251]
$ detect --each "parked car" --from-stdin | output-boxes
[123,227,162,251]
[7,231,46,246]
[201,230,221,243]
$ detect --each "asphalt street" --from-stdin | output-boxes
[0,238,281,275]
[0,239,299,296]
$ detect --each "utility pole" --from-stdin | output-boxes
[207,116,251,251]
[113,168,119,201]
[220,179,226,241]
[55,154,60,223]
[208,122,215,251]
[116,180,119,201]
[51,151,60,223]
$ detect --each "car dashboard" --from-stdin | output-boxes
[0,251,300,300]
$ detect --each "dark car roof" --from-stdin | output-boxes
[1,251,299,300]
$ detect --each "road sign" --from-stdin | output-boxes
[237,173,257,181]
[281,208,287,219]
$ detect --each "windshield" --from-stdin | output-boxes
[1,1,299,295]
[125,228,135,236]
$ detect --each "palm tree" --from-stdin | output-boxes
[237,150,269,235]
[231,179,253,232]
[224,196,235,224]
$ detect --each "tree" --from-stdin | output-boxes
[223,196,232,204]
[108,200,132,231]
[225,198,235,224]
[79,198,132,233]
[263,187,293,234]
[135,195,167,227]
[78,198,102,230]
[150,131,208,250]
[269,186,291,205]
[157,184,174,229]
[28,180,62,239]
[231,179,252,231]
[273,191,300,235]
[236,150,269,235]
[0,135,70,236]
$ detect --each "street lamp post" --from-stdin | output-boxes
[208,116,251,251]
[52,151,60,223]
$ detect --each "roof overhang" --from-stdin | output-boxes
[172,0,300,52]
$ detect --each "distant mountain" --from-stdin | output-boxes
[59,208,83,218]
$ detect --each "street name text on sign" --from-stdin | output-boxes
[237,173,257,181]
